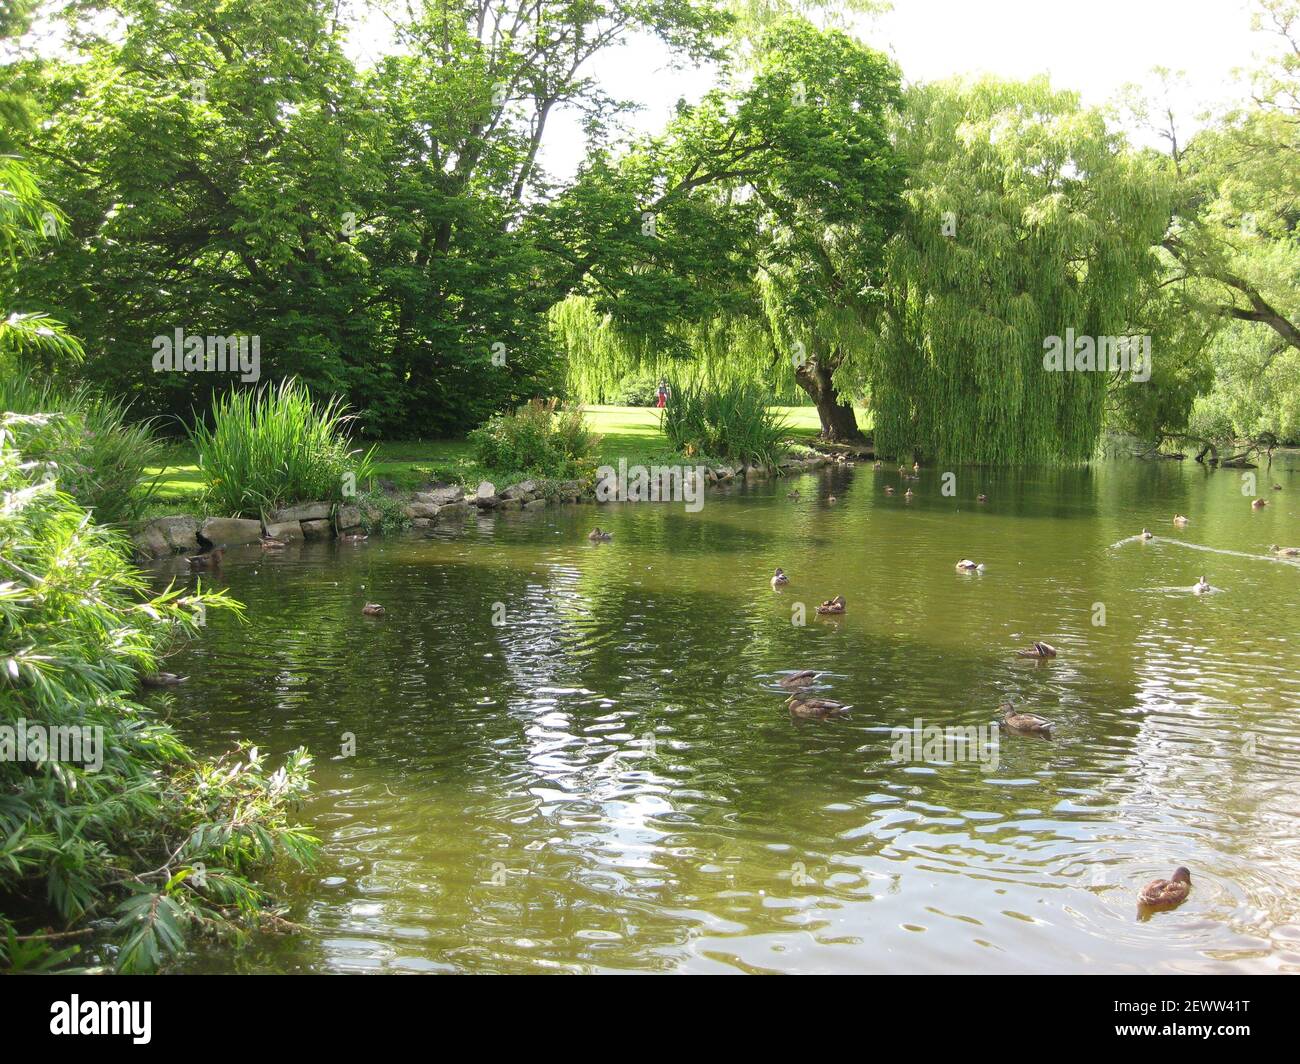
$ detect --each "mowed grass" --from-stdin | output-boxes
[144,404,827,509]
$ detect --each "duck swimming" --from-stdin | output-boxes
[588,528,613,541]
[186,546,225,570]
[260,535,288,549]
[361,602,385,616]
[1015,641,1058,658]
[884,485,895,495]
[771,567,789,588]
[1269,544,1300,557]
[815,595,846,615]
[1173,514,1188,526]
[786,490,800,499]
[999,703,1053,735]
[976,494,987,503]
[141,671,188,687]
[1138,867,1192,910]
[1193,575,1211,594]
[955,559,984,572]
[1140,529,1154,540]
[1252,498,1267,509]
[786,694,851,720]
[340,531,369,543]
[777,669,823,688]
[903,488,914,500]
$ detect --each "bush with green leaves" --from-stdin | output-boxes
[0,413,316,972]
[660,379,789,467]
[0,377,164,524]
[468,399,601,478]
[187,378,376,517]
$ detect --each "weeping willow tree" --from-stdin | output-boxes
[856,77,1173,463]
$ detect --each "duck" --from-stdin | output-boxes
[186,546,225,570]
[897,465,907,475]
[955,559,984,572]
[1015,641,1058,659]
[1193,575,1211,594]
[873,460,882,470]
[777,669,823,689]
[588,527,613,541]
[827,495,837,504]
[1139,528,1154,540]
[260,535,288,549]
[1269,544,1300,557]
[786,694,851,720]
[912,461,920,473]
[1272,484,1283,491]
[340,531,369,543]
[976,494,987,503]
[1252,498,1267,509]
[1172,514,1188,527]
[1138,866,1192,910]
[815,595,846,615]
[771,567,789,588]
[999,703,1053,735]
[141,671,188,688]
[903,488,914,500]
[884,485,895,495]
[361,602,385,616]
[786,489,800,499]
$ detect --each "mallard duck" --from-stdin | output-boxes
[786,694,851,719]
[815,595,846,615]
[884,485,895,495]
[1015,641,1057,658]
[141,671,188,687]
[340,531,368,543]
[771,567,789,587]
[1272,484,1283,491]
[976,494,987,503]
[1138,866,1192,910]
[903,488,914,499]
[1193,575,1211,594]
[1173,514,1188,526]
[361,602,385,616]
[1252,498,1267,509]
[827,494,838,504]
[873,460,882,470]
[786,489,800,499]
[955,559,984,572]
[186,546,225,570]
[1140,528,1154,540]
[897,465,906,475]
[778,669,822,688]
[999,703,1053,735]
[1269,544,1300,557]
[912,461,920,473]
[588,527,613,541]
[260,535,288,549]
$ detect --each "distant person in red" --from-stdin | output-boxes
[656,379,670,408]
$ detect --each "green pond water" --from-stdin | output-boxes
[153,456,1300,974]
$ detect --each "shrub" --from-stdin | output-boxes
[614,370,661,407]
[187,378,376,517]
[0,377,165,524]
[468,399,601,478]
[661,379,789,466]
[0,414,316,972]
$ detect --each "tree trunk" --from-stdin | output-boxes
[794,351,865,443]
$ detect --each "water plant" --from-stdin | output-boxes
[660,378,789,467]
[186,378,376,517]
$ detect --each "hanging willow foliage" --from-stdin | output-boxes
[552,294,809,404]
[853,77,1173,464]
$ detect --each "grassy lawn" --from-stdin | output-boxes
[144,404,827,511]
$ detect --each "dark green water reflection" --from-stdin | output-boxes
[153,456,1300,973]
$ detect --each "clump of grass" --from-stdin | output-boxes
[661,379,789,467]
[468,398,601,478]
[187,378,376,517]
[0,377,165,524]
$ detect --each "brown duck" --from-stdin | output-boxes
[186,546,225,570]
[361,602,385,617]
[141,671,188,687]
[1138,867,1192,910]
[1015,641,1058,659]
[786,694,851,719]
[999,703,1053,735]
[588,527,613,542]
[778,669,823,689]
[815,595,846,615]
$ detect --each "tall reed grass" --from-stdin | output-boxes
[660,379,789,467]
[187,379,375,516]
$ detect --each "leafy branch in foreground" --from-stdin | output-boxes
[0,414,316,972]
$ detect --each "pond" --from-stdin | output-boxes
[153,456,1300,973]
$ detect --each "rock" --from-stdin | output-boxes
[435,501,469,520]
[474,481,498,507]
[150,515,200,552]
[523,498,547,511]
[199,517,263,546]
[336,505,363,531]
[268,502,331,523]
[498,497,524,510]
[262,520,303,541]
[411,518,432,529]
[502,479,538,500]
[131,524,169,559]
[402,502,441,519]
[414,485,466,506]
[301,519,333,540]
